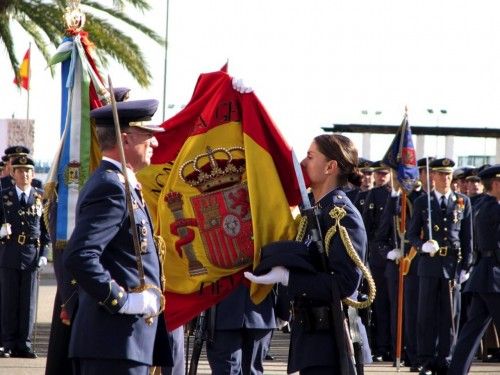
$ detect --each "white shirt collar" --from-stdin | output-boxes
[434,190,452,201]
[102,156,138,188]
[15,185,31,199]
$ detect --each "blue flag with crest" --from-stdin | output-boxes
[382,113,419,192]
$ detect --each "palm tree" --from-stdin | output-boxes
[0,0,164,87]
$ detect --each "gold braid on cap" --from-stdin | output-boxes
[324,206,376,309]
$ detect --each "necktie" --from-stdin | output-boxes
[20,192,27,206]
[440,196,447,212]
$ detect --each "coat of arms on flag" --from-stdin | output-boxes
[138,68,301,329]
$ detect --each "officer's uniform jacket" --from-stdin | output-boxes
[464,195,500,293]
[63,160,172,367]
[408,190,473,279]
[0,185,49,269]
[362,184,391,268]
[287,189,367,372]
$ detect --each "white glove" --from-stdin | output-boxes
[232,77,253,93]
[244,266,290,286]
[458,270,470,284]
[387,249,403,261]
[422,240,439,255]
[119,289,160,316]
[38,256,48,268]
[0,223,12,238]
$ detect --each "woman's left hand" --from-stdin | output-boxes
[244,266,290,286]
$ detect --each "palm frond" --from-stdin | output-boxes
[0,15,19,78]
[83,0,163,44]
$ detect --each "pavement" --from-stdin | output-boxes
[1,263,499,374]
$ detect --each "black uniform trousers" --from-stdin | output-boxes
[0,267,37,351]
[372,265,391,355]
[403,273,419,366]
[417,276,454,367]
[448,293,500,375]
[207,328,272,375]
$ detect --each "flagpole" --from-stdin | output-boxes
[161,0,170,121]
[425,156,432,240]
[26,42,32,130]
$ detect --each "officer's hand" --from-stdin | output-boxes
[244,266,289,286]
[387,249,402,261]
[0,223,12,238]
[119,289,160,316]
[38,256,48,268]
[232,77,253,94]
[421,240,439,255]
[458,270,470,284]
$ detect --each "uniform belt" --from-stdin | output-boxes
[16,235,39,246]
[420,246,458,257]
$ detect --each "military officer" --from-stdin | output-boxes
[402,156,435,371]
[245,133,368,374]
[448,164,500,374]
[0,161,4,175]
[63,99,172,374]
[0,156,50,358]
[408,158,473,375]
[346,158,374,215]
[362,160,393,361]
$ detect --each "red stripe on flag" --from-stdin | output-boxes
[13,48,30,90]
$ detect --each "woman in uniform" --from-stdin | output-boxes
[246,134,372,374]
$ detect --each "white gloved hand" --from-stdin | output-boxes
[244,266,290,286]
[422,240,439,255]
[232,77,253,93]
[387,249,403,261]
[119,289,160,316]
[0,223,12,238]
[38,256,48,268]
[458,270,470,284]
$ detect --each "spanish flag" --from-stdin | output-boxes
[137,68,301,330]
[13,48,30,90]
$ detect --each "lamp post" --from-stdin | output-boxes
[360,110,382,158]
[426,108,449,157]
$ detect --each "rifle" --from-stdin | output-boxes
[292,151,357,375]
[187,309,210,375]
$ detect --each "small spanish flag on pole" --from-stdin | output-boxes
[13,46,31,90]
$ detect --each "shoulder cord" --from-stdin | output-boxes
[296,207,376,309]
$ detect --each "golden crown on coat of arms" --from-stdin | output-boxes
[179,146,245,193]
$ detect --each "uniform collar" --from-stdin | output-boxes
[102,156,139,188]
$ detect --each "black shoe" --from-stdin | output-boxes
[372,354,384,362]
[12,349,37,359]
[392,360,405,367]
[265,354,275,361]
[410,365,422,372]
[0,348,11,358]
[419,367,433,375]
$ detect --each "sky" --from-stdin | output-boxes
[1,0,499,164]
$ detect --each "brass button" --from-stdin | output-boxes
[118,292,124,298]
[71,279,77,285]
[111,299,118,306]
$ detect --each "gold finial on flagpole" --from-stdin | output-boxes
[64,0,86,32]
[405,105,408,115]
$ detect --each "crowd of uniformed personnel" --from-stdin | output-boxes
[343,156,500,375]
[0,128,499,374]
